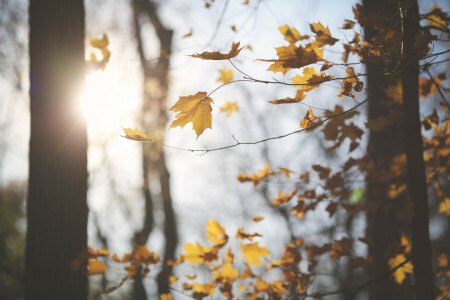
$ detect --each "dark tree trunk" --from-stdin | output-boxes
[363,0,412,299]
[401,0,434,298]
[27,1,88,299]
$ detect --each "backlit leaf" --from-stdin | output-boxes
[219,102,239,117]
[240,242,270,266]
[310,22,339,47]
[388,254,413,284]
[300,108,318,129]
[217,68,233,84]
[169,92,213,138]
[122,128,152,142]
[88,258,106,275]
[278,25,310,44]
[206,219,228,245]
[189,42,243,60]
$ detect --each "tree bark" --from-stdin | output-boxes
[363,0,412,298]
[401,0,434,298]
[27,1,88,299]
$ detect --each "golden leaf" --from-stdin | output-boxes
[88,258,106,275]
[388,254,413,284]
[192,282,215,297]
[439,197,450,216]
[309,22,339,47]
[219,101,239,117]
[278,25,310,44]
[279,167,294,178]
[269,90,306,104]
[189,42,243,60]
[206,219,228,245]
[272,188,299,206]
[240,242,270,266]
[122,128,152,142]
[87,34,110,71]
[235,228,262,241]
[169,92,213,138]
[236,162,278,187]
[300,108,317,129]
[160,294,174,300]
[427,4,448,28]
[251,216,264,222]
[290,67,333,92]
[330,238,352,259]
[438,253,448,267]
[217,68,233,84]
[259,42,323,75]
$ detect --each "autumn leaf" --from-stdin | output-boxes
[217,68,233,84]
[182,29,193,39]
[427,4,448,28]
[290,66,333,92]
[236,228,262,241]
[240,242,270,266]
[189,42,244,60]
[220,101,239,117]
[88,259,106,275]
[300,108,318,129]
[278,24,310,44]
[310,22,339,47]
[206,219,228,245]
[279,167,294,178]
[192,282,215,297]
[388,254,413,284]
[439,197,450,216]
[330,238,352,259]
[272,188,298,206]
[251,216,264,222]
[160,293,174,300]
[259,42,323,75]
[87,33,110,71]
[438,253,448,267]
[236,162,278,186]
[269,90,306,104]
[122,128,152,142]
[169,92,213,138]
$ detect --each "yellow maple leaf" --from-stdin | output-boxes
[122,128,152,142]
[439,197,450,216]
[259,42,323,75]
[213,262,238,283]
[388,254,413,284]
[251,216,264,222]
[278,24,310,44]
[217,68,233,84]
[300,108,318,129]
[309,22,339,47]
[279,167,294,178]
[184,243,206,264]
[87,34,110,71]
[438,253,448,267]
[290,67,332,92]
[220,101,239,117]
[269,90,306,104]
[169,92,213,138]
[236,162,279,186]
[88,258,106,275]
[428,4,448,28]
[235,228,262,241]
[160,294,174,300]
[205,219,228,245]
[240,242,270,266]
[189,41,243,60]
[272,188,298,206]
[437,284,450,300]
[192,282,215,297]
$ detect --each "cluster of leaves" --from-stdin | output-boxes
[108,2,450,299]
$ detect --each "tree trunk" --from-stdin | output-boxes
[27,1,88,299]
[401,0,434,298]
[131,0,178,297]
[363,0,412,298]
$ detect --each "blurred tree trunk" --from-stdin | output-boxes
[131,0,178,298]
[363,0,412,299]
[27,1,88,299]
[401,0,434,298]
